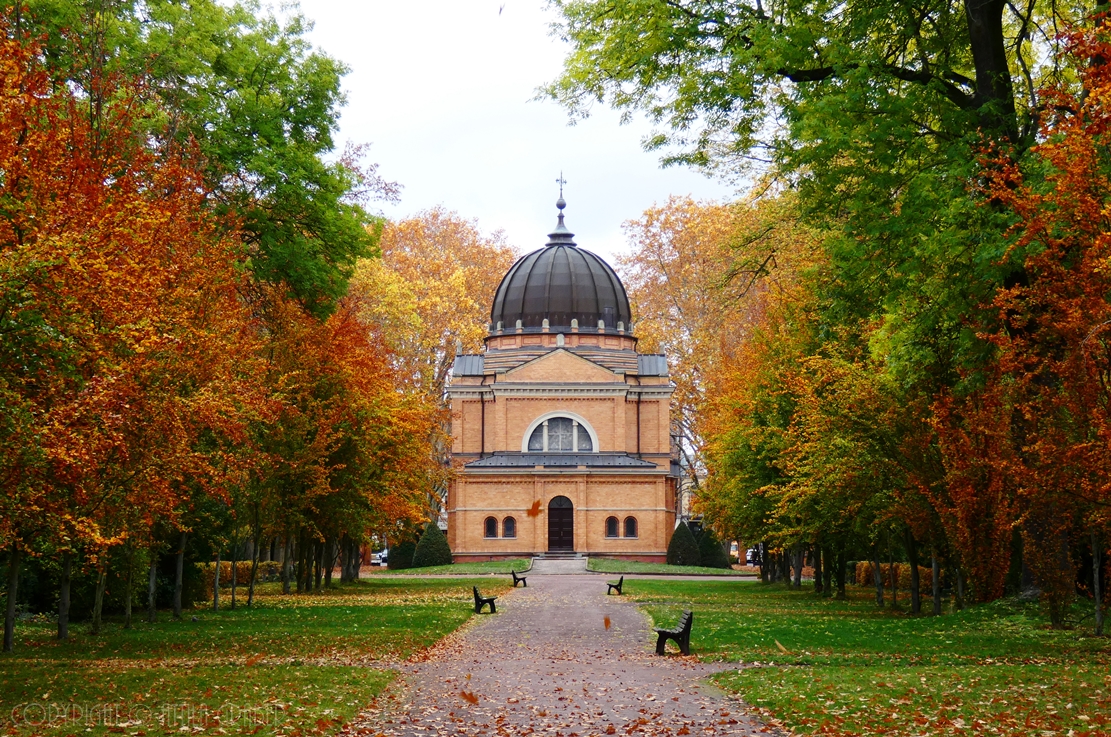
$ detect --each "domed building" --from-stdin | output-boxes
[446,199,678,561]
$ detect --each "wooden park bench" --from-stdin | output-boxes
[606,575,624,595]
[473,586,497,614]
[654,610,693,655]
[511,569,527,587]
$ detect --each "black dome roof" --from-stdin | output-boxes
[489,203,631,333]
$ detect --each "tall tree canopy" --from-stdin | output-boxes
[16,0,397,317]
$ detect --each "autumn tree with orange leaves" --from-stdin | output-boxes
[617,196,818,499]
[0,24,265,647]
[349,208,517,533]
[963,24,1111,628]
[0,11,441,650]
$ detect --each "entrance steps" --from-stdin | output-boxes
[528,555,588,575]
[533,552,583,560]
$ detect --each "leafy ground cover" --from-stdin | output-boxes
[0,578,509,736]
[628,579,1111,736]
[368,559,530,575]
[587,557,750,576]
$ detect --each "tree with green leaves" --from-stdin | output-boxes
[17,0,398,317]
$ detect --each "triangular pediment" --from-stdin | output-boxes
[503,349,619,383]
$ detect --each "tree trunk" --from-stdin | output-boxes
[1093,532,1104,637]
[313,540,323,592]
[872,545,884,607]
[792,548,803,589]
[834,547,847,599]
[963,0,1018,140]
[822,546,834,598]
[281,535,291,595]
[173,531,187,620]
[91,567,107,635]
[58,553,73,640]
[932,549,942,616]
[351,540,362,580]
[230,526,238,610]
[295,529,306,593]
[247,525,261,609]
[759,542,768,584]
[4,545,21,652]
[324,537,335,588]
[814,545,823,593]
[147,551,158,623]
[123,547,133,630]
[905,529,921,614]
[339,534,350,583]
[212,549,221,611]
[889,544,898,609]
[955,565,966,611]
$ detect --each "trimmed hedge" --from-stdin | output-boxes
[667,521,701,566]
[697,528,732,569]
[412,523,453,568]
[388,538,417,570]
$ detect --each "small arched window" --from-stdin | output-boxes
[502,517,517,538]
[605,516,619,538]
[624,517,638,538]
[484,517,498,538]
[528,417,593,452]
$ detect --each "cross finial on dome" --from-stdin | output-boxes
[546,177,576,247]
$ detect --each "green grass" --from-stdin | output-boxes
[626,580,1111,736]
[369,559,530,575]
[587,557,749,576]
[0,577,510,735]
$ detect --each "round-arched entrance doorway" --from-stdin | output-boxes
[547,496,574,551]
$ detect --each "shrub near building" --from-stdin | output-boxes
[697,528,732,569]
[412,523,453,568]
[666,521,701,566]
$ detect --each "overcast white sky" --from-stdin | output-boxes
[294,0,736,261]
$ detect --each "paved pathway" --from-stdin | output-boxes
[346,573,768,737]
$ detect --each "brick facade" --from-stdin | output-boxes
[447,330,678,561]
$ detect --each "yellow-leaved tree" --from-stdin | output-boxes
[350,208,518,524]
[617,195,818,498]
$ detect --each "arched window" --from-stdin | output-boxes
[527,417,594,452]
[605,516,619,538]
[484,517,498,538]
[624,517,638,538]
[502,516,517,538]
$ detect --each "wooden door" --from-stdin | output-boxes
[547,496,574,551]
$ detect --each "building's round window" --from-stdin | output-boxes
[528,417,593,452]
[503,517,517,538]
[484,517,498,538]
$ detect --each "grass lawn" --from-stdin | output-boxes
[366,559,530,575]
[587,557,750,576]
[0,577,510,736]
[627,579,1111,736]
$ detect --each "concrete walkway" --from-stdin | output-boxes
[346,573,765,737]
